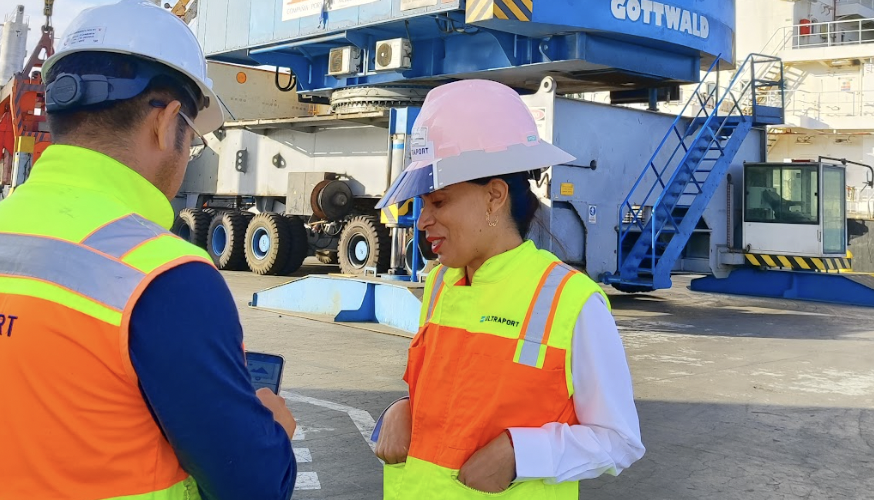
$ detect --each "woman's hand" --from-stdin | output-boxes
[375,399,413,464]
[458,431,516,493]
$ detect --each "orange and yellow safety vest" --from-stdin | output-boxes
[384,240,610,499]
[0,145,212,499]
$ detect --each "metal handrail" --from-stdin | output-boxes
[618,57,722,233]
[769,17,874,51]
[760,25,795,55]
[651,54,780,211]
[616,53,784,281]
[837,0,874,10]
[760,89,874,118]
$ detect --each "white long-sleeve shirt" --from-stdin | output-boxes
[508,293,645,483]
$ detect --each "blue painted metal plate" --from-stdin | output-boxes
[691,268,874,308]
[250,275,423,333]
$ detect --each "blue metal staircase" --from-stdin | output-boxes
[604,54,786,292]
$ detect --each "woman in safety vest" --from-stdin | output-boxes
[372,79,645,499]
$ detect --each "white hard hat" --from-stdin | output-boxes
[376,80,574,209]
[42,0,224,133]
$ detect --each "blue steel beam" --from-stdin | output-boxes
[248,29,701,93]
[690,269,874,308]
[200,0,734,93]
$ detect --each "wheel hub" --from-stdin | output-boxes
[354,240,369,261]
[348,234,370,268]
[252,227,271,260]
[211,225,228,255]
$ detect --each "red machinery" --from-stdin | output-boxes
[0,0,54,186]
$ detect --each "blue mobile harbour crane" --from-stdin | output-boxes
[173,0,872,333]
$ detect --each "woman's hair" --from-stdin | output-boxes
[470,172,539,237]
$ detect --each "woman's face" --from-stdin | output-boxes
[417,182,494,269]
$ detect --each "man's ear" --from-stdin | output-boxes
[153,100,182,152]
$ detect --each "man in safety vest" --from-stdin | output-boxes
[0,1,297,499]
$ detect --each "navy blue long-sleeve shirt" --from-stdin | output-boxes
[129,262,296,500]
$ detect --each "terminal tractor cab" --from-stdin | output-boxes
[740,157,862,270]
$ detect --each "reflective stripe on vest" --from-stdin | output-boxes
[426,265,448,323]
[0,233,144,311]
[514,262,576,368]
[83,213,170,258]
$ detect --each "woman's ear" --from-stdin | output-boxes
[486,178,511,213]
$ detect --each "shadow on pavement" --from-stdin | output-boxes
[287,387,874,500]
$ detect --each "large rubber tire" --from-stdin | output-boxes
[316,250,339,265]
[338,215,391,275]
[280,215,309,275]
[207,211,249,270]
[171,208,211,249]
[404,237,432,275]
[245,213,295,275]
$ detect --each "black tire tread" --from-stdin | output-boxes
[337,215,391,275]
[281,215,310,275]
[207,211,249,271]
[172,208,211,249]
[245,213,291,275]
[316,250,339,265]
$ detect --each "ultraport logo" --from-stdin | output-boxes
[480,315,521,328]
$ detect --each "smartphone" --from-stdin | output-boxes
[245,351,285,394]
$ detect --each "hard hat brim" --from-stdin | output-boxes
[191,82,225,133]
[376,141,575,209]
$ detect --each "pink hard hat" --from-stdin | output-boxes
[376,79,575,209]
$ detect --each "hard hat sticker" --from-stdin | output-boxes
[62,27,107,48]
[411,126,428,143]
[411,141,435,162]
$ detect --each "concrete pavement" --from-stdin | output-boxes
[224,264,874,499]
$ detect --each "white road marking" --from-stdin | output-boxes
[281,391,377,451]
[294,472,321,491]
[292,426,305,441]
[294,447,312,463]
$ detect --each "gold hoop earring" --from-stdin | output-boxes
[486,209,498,227]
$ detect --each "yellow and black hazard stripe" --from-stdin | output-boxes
[380,200,413,226]
[466,0,533,23]
[744,253,852,272]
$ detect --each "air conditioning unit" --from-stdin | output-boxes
[374,38,412,71]
[328,46,362,77]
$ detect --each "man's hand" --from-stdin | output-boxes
[256,388,297,441]
[375,399,412,464]
[457,431,516,493]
